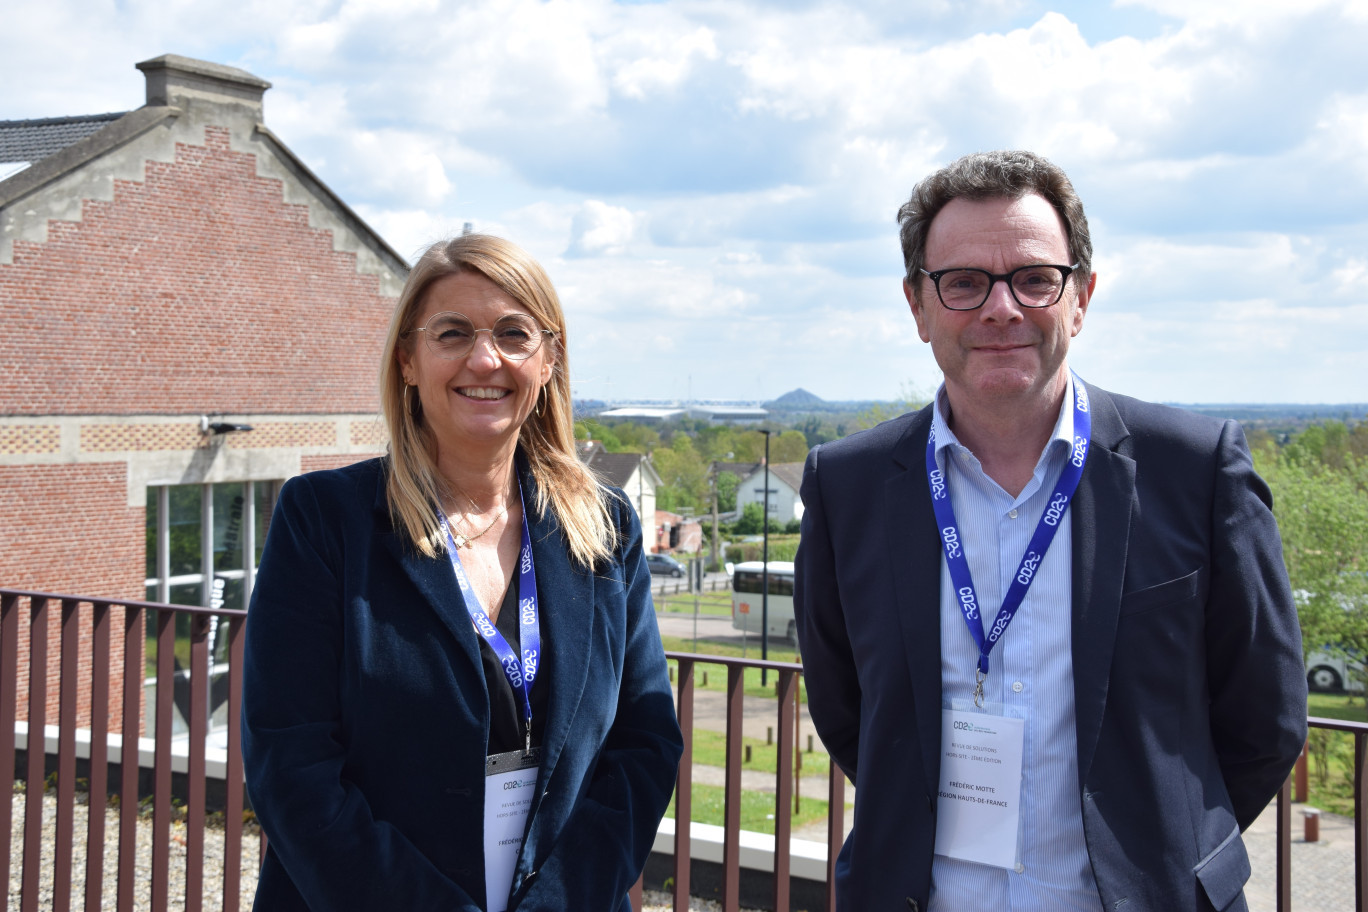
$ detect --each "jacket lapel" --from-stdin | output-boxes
[521,474,594,784]
[1070,385,1135,784]
[374,468,487,674]
[888,407,946,800]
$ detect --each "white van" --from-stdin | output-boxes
[730,561,796,642]
[1307,650,1365,693]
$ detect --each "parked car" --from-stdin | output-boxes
[1306,649,1365,694]
[645,553,686,577]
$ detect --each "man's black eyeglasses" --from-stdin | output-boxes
[918,264,1080,311]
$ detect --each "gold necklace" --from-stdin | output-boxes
[447,485,509,549]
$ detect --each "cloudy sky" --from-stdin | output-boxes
[5,0,1368,404]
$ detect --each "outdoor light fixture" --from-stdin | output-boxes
[199,415,254,435]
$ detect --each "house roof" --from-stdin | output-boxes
[712,461,761,480]
[769,462,804,492]
[0,113,128,167]
[739,462,805,492]
[577,440,661,489]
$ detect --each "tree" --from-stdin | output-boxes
[851,382,931,433]
[715,470,739,512]
[1255,434,1368,711]
[652,434,709,514]
[770,430,809,464]
[574,419,623,451]
[730,430,766,463]
[800,416,840,448]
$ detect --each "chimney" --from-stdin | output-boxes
[136,54,271,115]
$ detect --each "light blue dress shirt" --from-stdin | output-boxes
[928,374,1104,912]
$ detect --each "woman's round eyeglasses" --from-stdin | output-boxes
[918,264,1080,311]
[408,312,555,361]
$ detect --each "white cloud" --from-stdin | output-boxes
[607,25,720,100]
[6,0,1368,402]
[566,200,642,257]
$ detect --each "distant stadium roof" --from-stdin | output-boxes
[687,405,768,422]
[597,407,687,422]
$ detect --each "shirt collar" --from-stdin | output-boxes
[930,371,1077,471]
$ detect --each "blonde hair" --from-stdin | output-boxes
[379,235,615,567]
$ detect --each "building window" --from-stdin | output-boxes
[144,481,277,610]
[142,480,279,735]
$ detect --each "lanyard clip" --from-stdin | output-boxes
[973,669,986,709]
[524,718,533,757]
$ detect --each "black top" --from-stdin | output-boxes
[478,579,550,755]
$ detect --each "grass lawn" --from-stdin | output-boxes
[654,591,733,617]
[663,639,808,703]
[1307,691,1368,722]
[664,782,830,835]
[687,728,831,779]
[1302,692,1367,817]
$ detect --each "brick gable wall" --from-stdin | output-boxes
[0,126,393,417]
[1,119,398,736]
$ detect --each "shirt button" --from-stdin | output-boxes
[1007,509,1019,519]
[1014,862,1025,874]
[1012,681,1023,693]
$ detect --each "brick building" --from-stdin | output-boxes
[1,55,407,729]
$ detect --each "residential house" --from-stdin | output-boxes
[577,440,661,551]
[734,462,805,524]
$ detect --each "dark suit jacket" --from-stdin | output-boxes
[241,456,683,911]
[794,384,1307,912]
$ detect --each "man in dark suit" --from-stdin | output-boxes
[794,150,1306,912]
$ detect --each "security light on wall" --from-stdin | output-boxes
[199,415,254,435]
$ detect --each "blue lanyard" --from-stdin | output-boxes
[439,479,542,754]
[926,373,1091,706]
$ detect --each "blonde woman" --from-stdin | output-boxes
[242,235,682,911]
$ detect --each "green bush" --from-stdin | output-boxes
[725,537,799,563]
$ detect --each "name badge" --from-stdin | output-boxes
[484,748,541,912]
[934,710,1024,869]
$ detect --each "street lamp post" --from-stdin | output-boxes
[760,429,771,685]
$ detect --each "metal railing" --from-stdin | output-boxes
[1275,717,1368,910]
[3,585,1366,911]
[652,576,733,596]
[2,587,251,912]
[653,651,843,912]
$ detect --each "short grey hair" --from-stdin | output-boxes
[896,150,1092,302]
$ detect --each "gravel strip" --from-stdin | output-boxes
[10,785,763,912]
[9,783,259,912]
[641,889,764,912]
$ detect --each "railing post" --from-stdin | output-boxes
[1296,740,1309,804]
[152,608,176,912]
[118,603,144,911]
[85,601,111,912]
[722,664,744,912]
[827,762,845,912]
[23,595,50,912]
[1276,776,1291,912]
[773,669,796,912]
[1,593,20,905]
[54,598,81,912]
[673,657,695,912]
[223,613,247,912]
[186,613,211,912]
[1356,730,1367,912]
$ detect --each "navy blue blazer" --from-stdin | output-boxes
[794,384,1307,912]
[241,456,683,911]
